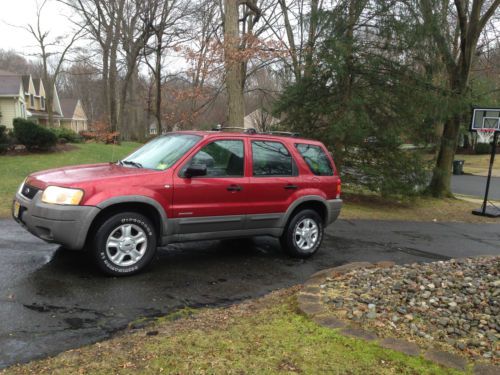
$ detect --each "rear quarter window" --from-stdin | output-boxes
[295,143,334,176]
[252,140,298,177]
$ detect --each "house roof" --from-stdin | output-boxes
[28,109,63,119]
[21,75,30,93]
[0,75,23,96]
[32,78,42,95]
[59,98,79,119]
[0,69,18,76]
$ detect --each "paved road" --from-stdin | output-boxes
[1,218,499,369]
[452,174,500,200]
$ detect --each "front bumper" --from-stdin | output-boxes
[13,190,100,250]
[326,198,342,225]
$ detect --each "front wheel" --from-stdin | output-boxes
[92,212,157,276]
[280,209,324,258]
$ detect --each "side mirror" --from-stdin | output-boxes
[184,164,207,178]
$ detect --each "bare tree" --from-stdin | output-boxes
[223,0,262,127]
[423,0,500,197]
[64,0,125,132]
[22,0,84,126]
[143,0,192,133]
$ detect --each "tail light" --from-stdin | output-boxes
[336,180,341,199]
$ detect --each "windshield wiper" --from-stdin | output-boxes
[120,160,143,168]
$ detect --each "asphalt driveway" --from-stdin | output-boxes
[1,218,499,368]
[452,174,500,200]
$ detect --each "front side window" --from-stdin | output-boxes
[252,141,295,177]
[185,140,244,177]
[295,143,334,176]
[122,134,201,170]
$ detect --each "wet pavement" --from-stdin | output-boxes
[0,218,499,368]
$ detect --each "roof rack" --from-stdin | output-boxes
[261,131,300,137]
[211,125,300,138]
[212,125,257,134]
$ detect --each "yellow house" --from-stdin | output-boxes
[0,72,27,129]
[22,75,63,126]
[60,99,88,132]
[0,70,87,131]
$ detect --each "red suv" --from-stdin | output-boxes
[13,131,342,275]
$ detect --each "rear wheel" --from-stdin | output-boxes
[92,212,157,276]
[280,209,323,258]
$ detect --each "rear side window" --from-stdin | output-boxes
[252,141,296,177]
[295,143,334,176]
[187,140,244,177]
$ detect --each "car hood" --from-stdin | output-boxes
[26,163,158,189]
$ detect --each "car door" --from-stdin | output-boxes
[246,139,302,229]
[172,138,249,234]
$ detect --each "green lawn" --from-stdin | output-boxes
[459,154,500,177]
[0,142,141,217]
[2,290,463,375]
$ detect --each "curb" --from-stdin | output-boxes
[298,262,499,374]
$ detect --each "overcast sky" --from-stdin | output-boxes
[0,0,74,58]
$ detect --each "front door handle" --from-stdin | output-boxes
[284,184,298,190]
[227,184,243,192]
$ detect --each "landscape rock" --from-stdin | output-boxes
[320,256,499,363]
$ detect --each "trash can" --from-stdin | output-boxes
[453,160,464,175]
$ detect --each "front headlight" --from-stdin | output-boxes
[41,186,84,205]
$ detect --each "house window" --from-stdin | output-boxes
[30,94,34,107]
[150,127,157,135]
[41,97,45,109]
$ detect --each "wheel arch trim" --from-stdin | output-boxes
[279,195,329,229]
[95,196,168,236]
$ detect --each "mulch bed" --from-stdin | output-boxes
[2,143,80,156]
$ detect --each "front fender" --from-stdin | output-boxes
[85,190,170,236]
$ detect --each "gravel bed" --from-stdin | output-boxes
[320,256,499,363]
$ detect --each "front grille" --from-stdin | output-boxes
[21,184,40,199]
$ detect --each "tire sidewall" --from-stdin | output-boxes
[94,212,157,276]
[283,209,324,258]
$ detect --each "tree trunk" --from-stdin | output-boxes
[224,0,245,127]
[304,0,319,78]
[109,45,119,132]
[155,33,163,133]
[427,114,461,197]
[102,47,110,125]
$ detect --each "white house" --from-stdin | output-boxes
[243,109,280,132]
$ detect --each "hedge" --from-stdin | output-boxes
[49,127,83,143]
[475,143,492,155]
[13,118,57,151]
[0,125,8,153]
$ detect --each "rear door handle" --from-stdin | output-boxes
[284,184,298,190]
[227,184,243,192]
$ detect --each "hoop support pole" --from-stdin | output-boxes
[481,131,498,214]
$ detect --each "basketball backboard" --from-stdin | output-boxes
[471,108,500,131]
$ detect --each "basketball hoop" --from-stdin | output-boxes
[470,107,500,217]
[477,128,496,144]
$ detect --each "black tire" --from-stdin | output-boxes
[280,209,324,258]
[91,212,157,276]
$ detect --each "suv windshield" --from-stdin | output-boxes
[121,134,202,170]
